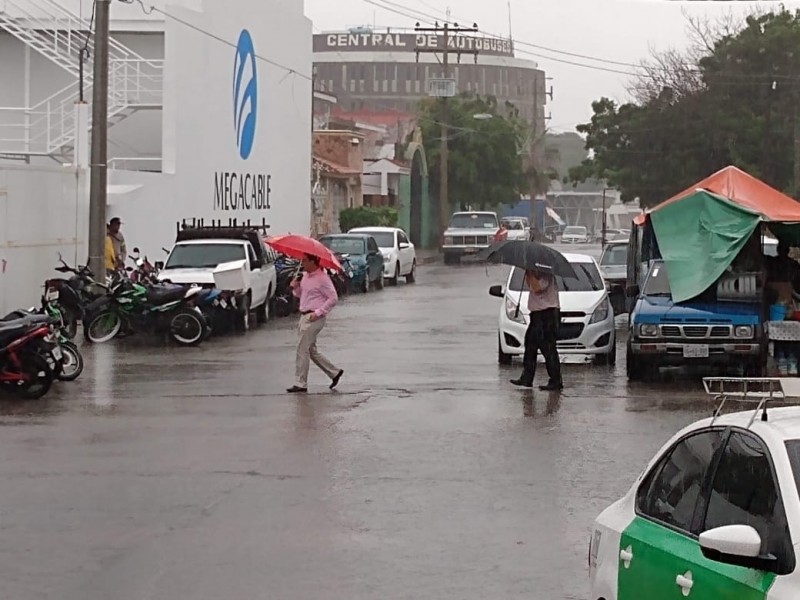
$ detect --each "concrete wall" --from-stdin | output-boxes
[0,164,89,314]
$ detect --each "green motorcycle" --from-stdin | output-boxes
[83,275,208,346]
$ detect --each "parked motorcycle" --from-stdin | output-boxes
[83,274,208,346]
[3,310,83,382]
[45,255,106,338]
[273,255,301,318]
[0,318,56,399]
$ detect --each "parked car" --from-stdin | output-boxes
[599,239,629,314]
[500,217,530,241]
[442,211,505,264]
[319,234,384,293]
[349,226,417,285]
[590,403,800,600]
[561,225,591,244]
[489,253,616,366]
[594,228,627,243]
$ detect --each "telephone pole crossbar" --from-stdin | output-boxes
[414,22,480,236]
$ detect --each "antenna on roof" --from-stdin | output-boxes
[507,0,513,42]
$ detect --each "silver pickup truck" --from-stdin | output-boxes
[442,211,504,265]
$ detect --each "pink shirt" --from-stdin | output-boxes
[293,268,338,318]
[527,273,560,312]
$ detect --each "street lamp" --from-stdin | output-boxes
[601,187,614,249]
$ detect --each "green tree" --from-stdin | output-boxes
[417,93,526,211]
[569,8,800,207]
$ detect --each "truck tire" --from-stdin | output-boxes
[256,291,270,325]
[626,343,641,381]
[235,294,251,333]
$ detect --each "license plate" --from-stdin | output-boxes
[463,247,477,254]
[683,344,709,358]
[45,289,59,301]
[51,346,62,360]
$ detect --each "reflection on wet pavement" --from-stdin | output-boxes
[0,249,723,600]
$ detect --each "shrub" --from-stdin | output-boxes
[339,206,398,232]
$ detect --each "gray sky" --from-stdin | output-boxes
[305,0,798,133]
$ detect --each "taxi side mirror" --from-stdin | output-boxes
[489,285,504,298]
[700,525,778,574]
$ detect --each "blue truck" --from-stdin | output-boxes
[626,259,765,380]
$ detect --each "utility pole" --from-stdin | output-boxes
[88,0,110,279]
[415,21,479,235]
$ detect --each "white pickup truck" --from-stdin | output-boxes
[441,211,506,265]
[158,226,277,331]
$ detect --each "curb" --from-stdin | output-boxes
[416,253,441,266]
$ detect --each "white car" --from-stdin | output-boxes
[590,400,800,600]
[501,217,530,241]
[562,225,591,244]
[349,226,417,285]
[489,253,616,365]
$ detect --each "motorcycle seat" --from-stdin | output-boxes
[0,324,33,346]
[0,313,50,326]
[146,285,189,305]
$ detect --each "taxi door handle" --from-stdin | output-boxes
[619,546,633,568]
[676,571,694,596]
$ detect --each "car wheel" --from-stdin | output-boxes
[235,295,251,332]
[375,271,384,290]
[361,276,369,294]
[498,336,513,365]
[389,263,400,286]
[406,261,417,284]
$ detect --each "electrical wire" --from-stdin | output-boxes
[119,0,312,81]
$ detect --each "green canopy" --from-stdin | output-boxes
[649,190,761,303]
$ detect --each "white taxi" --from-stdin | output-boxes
[590,400,800,600]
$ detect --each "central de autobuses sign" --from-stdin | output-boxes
[313,32,514,57]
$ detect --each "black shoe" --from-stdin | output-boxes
[510,378,533,388]
[330,370,344,390]
[286,386,308,393]
[539,381,563,391]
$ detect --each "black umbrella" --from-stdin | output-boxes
[478,240,577,279]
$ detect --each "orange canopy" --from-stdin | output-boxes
[633,166,800,225]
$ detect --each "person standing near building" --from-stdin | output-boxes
[511,269,563,391]
[286,254,345,393]
[107,217,127,269]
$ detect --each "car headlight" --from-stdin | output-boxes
[639,323,659,337]
[505,297,526,324]
[735,325,754,338]
[444,236,453,245]
[383,254,391,263]
[589,299,610,324]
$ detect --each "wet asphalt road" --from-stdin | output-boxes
[0,244,721,600]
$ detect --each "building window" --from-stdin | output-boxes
[350,79,356,92]
[383,80,388,93]
[415,79,421,94]
[405,79,411,93]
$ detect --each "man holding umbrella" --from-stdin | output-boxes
[265,235,345,394]
[479,239,572,391]
[511,269,563,391]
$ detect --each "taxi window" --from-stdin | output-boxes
[704,432,794,574]
[636,430,724,533]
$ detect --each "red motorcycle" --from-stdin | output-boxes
[0,321,55,399]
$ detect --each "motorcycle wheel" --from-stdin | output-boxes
[9,352,54,399]
[85,310,123,343]
[57,342,84,382]
[169,308,206,346]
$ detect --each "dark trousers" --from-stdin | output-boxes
[520,307,562,385]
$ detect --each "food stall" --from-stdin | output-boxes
[627,166,800,377]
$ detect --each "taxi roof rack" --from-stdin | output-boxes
[703,377,786,428]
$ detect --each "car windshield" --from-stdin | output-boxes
[449,213,498,229]
[502,220,525,231]
[508,261,603,293]
[601,244,629,266]
[785,440,800,497]
[564,226,587,235]
[164,243,246,269]
[355,231,394,248]
[643,261,671,296]
[320,237,366,255]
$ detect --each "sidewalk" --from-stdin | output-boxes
[417,249,441,265]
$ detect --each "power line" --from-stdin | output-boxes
[120,0,313,81]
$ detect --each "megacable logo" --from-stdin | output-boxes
[233,29,257,160]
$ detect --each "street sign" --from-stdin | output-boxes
[426,78,457,98]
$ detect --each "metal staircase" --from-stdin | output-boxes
[0,0,163,159]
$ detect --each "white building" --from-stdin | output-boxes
[0,0,312,313]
